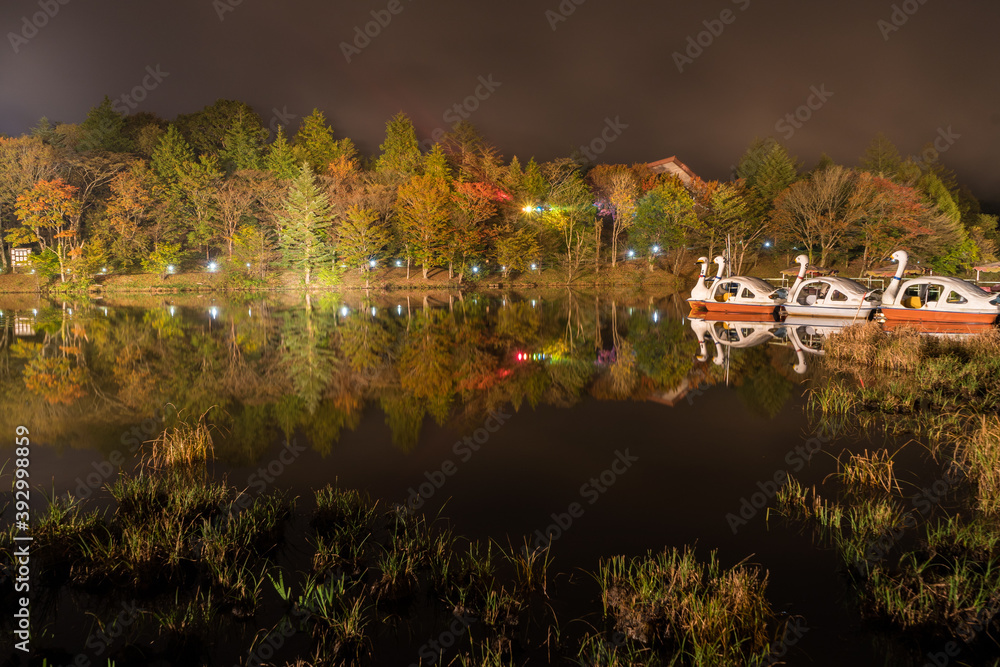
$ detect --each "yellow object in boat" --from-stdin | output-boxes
[904,296,922,309]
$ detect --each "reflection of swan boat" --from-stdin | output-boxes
[879,251,1000,325]
[689,316,785,366]
[778,255,880,320]
[688,256,784,317]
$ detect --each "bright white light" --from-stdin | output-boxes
[764,241,772,248]
[531,300,536,308]
[628,250,635,258]
[651,246,660,254]
[208,262,218,272]
[166,265,175,273]
[371,307,377,316]
[395,260,402,267]
[531,263,537,270]
[246,263,251,269]
[248,308,252,317]
[397,305,403,315]
[653,311,660,323]
[522,205,533,213]
[209,307,218,319]
[101,267,107,273]
[169,306,175,317]
[340,306,349,317]
[32,309,37,315]
[472,266,479,273]
[68,308,72,315]
[369,260,377,268]
[501,265,506,271]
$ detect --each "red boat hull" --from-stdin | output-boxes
[689,300,780,318]
[880,308,998,325]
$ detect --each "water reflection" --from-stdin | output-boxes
[0,293,814,462]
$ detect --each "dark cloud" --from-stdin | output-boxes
[2,0,998,199]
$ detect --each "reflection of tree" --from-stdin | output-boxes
[730,347,795,419]
[632,317,698,392]
[398,310,453,424]
[280,295,333,415]
[380,392,425,451]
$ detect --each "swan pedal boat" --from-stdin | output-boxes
[687,256,784,318]
[778,255,880,320]
[879,250,1000,325]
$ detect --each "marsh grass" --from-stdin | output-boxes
[503,537,552,596]
[597,547,774,665]
[575,633,662,667]
[957,416,1000,514]
[839,449,899,494]
[142,408,217,469]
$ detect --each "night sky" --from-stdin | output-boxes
[3,0,1000,201]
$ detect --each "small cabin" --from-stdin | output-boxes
[11,247,32,272]
[647,156,698,186]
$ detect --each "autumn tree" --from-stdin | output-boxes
[770,165,855,267]
[396,173,451,279]
[540,160,594,281]
[846,173,931,274]
[0,136,59,270]
[12,178,82,282]
[101,161,158,268]
[336,206,391,278]
[632,177,699,272]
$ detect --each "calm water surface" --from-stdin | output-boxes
[0,291,966,665]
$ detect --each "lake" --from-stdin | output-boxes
[0,290,979,666]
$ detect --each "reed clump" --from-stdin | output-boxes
[839,449,899,494]
[597,547,774,665]
[142,409,216,470]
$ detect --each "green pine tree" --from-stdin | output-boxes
[220,108,267,172]
[265,126,300,180]
[78,96,133,153]
[375,112,421,178]
[423,143,451,180]
[292,109,354,173]
[278,163,333,286]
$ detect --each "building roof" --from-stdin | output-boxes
[647,156,698,184]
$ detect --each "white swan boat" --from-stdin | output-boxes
[688,256,785,317]
[879,251,1000,325]
[777,255,881,320]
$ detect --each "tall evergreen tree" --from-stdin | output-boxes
[220,108,267,172]
[265,126,300,181]
[859,133,903,178]
[78,97,133,153]
[292,109,355,173]
[278,163,332,286]
[375,112,421,179]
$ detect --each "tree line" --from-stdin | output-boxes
[0,96,995,285]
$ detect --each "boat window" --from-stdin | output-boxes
[741,288,756,299]
[946,291,968,304]
[926,284,943,302]
[797,283,829,305]
[715,282,738,301]
[830,290,848,302]
[741,328,754,337]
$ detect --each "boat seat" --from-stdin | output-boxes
[904,296,922,309]
[721,292,731,302]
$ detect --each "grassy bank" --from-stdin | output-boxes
[0,263,686,297]
[772,324,1000,649]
